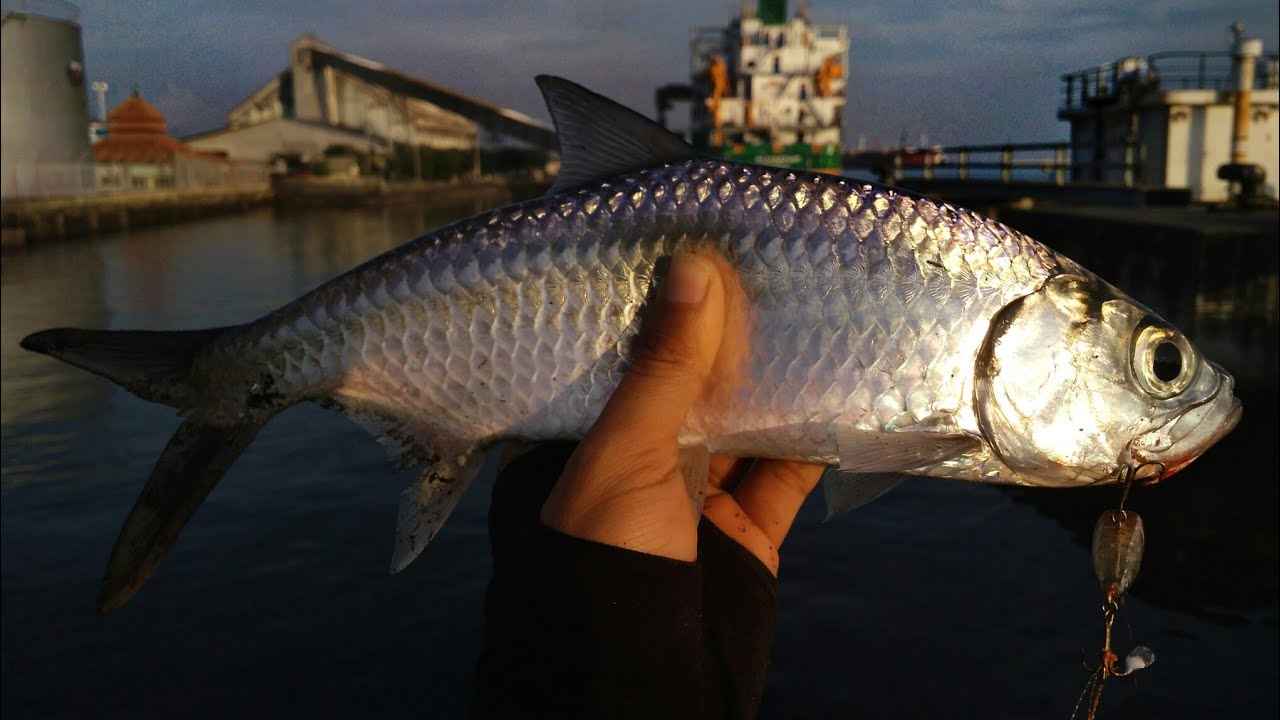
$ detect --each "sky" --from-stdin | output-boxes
[73,0,1279,147]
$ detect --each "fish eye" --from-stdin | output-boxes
[1132,323,1196,398]
[1152,341,1182,382]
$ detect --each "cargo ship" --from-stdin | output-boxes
[656,0,848,172]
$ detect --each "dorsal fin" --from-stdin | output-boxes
[536,75,698,195]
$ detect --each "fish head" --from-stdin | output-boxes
[975,273,1241,487]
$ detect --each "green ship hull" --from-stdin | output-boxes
[714,142,843,173]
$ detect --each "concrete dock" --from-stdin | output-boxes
[270,176,547,208]
[1,187,273,247]
[0,176,552,246]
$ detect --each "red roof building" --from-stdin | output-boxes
[91,89,240,192]
[92,90,200,164]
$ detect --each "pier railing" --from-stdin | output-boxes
[856,140,1145,187]
[1059,51,1280,114]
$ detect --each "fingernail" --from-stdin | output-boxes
[666,254,710,304]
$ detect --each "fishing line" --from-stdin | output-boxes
[1069,462,1164,720]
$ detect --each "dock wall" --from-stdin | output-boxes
[270,176,537,208]
[1,187,273,247]
[998,204,1278,391]
[0,176,551,246]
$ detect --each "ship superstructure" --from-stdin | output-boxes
[667,0,848,171]
[1056,25,1278,204]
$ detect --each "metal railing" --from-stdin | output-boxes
[861,140,1146,188]
[1059,51,1280,113]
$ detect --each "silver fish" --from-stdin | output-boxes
[21,77,1241,611]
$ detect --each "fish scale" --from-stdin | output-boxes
[238,160,1046,465]
[20,76,1239,610]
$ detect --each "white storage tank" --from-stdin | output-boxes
[1,1,92,198]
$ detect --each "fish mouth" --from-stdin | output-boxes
[1128,371,1242,481]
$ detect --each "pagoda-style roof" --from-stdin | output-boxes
[94,90,216,164]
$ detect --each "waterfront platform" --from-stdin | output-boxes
[892,175,1276,246]
[999,203,1277,391]
[1,186,273,246]
[895,178,1194,211]
[1000,203,1278,244]
[0,177,551,246]
[271,176,547,208]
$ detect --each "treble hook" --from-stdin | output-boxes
[1088,600,1155,677]
[1120,460,1167,492]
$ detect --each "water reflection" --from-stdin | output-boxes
[1,244,112,488]
[0,202,498,495]
[272,200,495,291]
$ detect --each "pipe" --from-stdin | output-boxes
[1230,23,1263,164]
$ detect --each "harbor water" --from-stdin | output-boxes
[2,203,1276,718]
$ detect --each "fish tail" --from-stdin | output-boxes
[21,326,268,611]
[97,418,267,612]
[19,326,233,407]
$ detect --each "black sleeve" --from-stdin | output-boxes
[470,442,779,720]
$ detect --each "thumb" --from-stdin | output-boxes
[590,252,726,444]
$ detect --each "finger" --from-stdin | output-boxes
[707,455,748,492]
[702,492,780,575]
[589,252,726,445]
[731,460,825,549]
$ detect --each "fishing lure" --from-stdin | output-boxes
[1072,462,1163,720]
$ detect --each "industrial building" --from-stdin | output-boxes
[1,1,92,198]
[185,35,556,178]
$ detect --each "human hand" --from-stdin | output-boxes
[539,252,824,574]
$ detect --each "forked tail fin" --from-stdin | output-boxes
[20,326,269,611]
[98,418,267,611]
[20,327,233,407]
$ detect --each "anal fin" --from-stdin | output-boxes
[318,395,495,574]
[318,397,434,470]
[390,444,500,573]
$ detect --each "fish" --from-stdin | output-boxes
[20,76,1242,612]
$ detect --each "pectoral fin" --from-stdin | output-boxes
[817,426,979,521]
